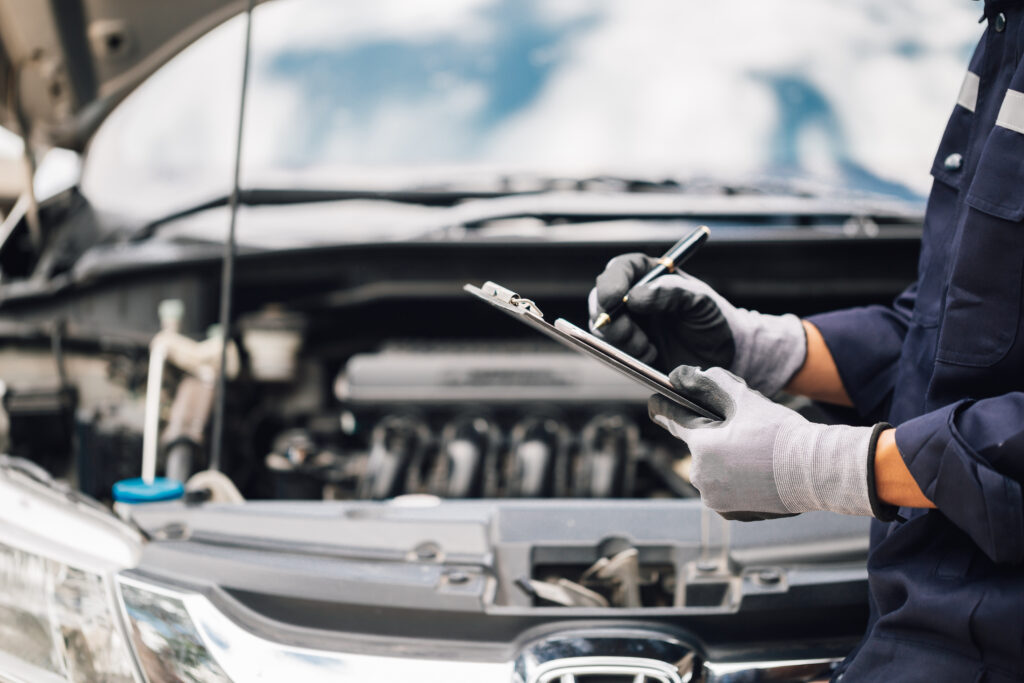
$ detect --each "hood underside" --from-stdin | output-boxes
[0,0,256,151]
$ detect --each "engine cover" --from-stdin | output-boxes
[336,342,650,406]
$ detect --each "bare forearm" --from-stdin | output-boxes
[784,320,853,406]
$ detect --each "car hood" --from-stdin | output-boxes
[0,0,257,151]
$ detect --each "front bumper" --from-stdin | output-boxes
[0,458,862,682]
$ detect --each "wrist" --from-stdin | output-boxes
[873,428,935,510]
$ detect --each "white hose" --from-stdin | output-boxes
[141,338,168,484]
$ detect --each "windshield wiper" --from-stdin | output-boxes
[130,186,545,242]
[129,174,923,244]
[128,175,810,242]
[569,175,819,197]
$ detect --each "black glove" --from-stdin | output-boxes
[588,253,807,396]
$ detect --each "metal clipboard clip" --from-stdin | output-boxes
[479,281,544,319]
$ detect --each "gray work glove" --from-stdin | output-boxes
[649,365,889,521]
[589,253,807,396]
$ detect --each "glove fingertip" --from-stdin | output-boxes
[638,345,657,366]
[595,253,656,310]
[647,395,674,422]
[599,315,637,345]
[606,252,653,268]
[667,363,703,388]
[619,321,652,358]
[666,365,735,420]
[587,287,601,317]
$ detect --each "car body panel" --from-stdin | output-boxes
[0,0,254,149]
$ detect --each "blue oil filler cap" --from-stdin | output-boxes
[112,477,185,503]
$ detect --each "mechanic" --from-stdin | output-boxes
[589,4,1024,680]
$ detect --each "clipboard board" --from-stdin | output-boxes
[463,281,722,421]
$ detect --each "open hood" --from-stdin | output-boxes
[0,0,255,151]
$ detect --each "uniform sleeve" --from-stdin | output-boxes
[805,284,916,420]
[895,395,1024,565]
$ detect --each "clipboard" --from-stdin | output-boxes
[463,281,722,421]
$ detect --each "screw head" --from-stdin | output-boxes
[696,560,719,573]
[446,570,470,585]
[412,541,442,561]
[755,568,782,585]
[156,522,188,540]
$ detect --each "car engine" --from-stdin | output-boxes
[314,341,684,500]
[0,230,916,508]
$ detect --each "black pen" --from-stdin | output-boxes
[593,225,710,330]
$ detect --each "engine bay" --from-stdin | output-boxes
[0,231,918,509]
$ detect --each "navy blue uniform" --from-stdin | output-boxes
[809,3,1024,680]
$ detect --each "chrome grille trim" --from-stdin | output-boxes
[534,655,682,683]
[703,656,841,682]
[513,630,697,683]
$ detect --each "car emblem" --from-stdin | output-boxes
[513,631,696,683]
[533,655,685,682]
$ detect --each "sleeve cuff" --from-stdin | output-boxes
[807,308,905,421]
[867,422,899,522]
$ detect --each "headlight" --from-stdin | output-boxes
[115,575,512,682]
[117,580,230,683]
[0,543,137,682]
[0,457,141,682]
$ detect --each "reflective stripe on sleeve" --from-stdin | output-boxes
[996,89,1024,135]
[957,71,980,112]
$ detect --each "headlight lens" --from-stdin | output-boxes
[0,543,136,682]
[0,543,65,675]
[52,561,137,682]
[118,581,230,683]
[0,458,141,682]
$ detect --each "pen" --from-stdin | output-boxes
[593,225,710,330]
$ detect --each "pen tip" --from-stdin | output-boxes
[594,312,611,329]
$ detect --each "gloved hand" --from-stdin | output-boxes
[589,253,807,396]
[648,365,891,521]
